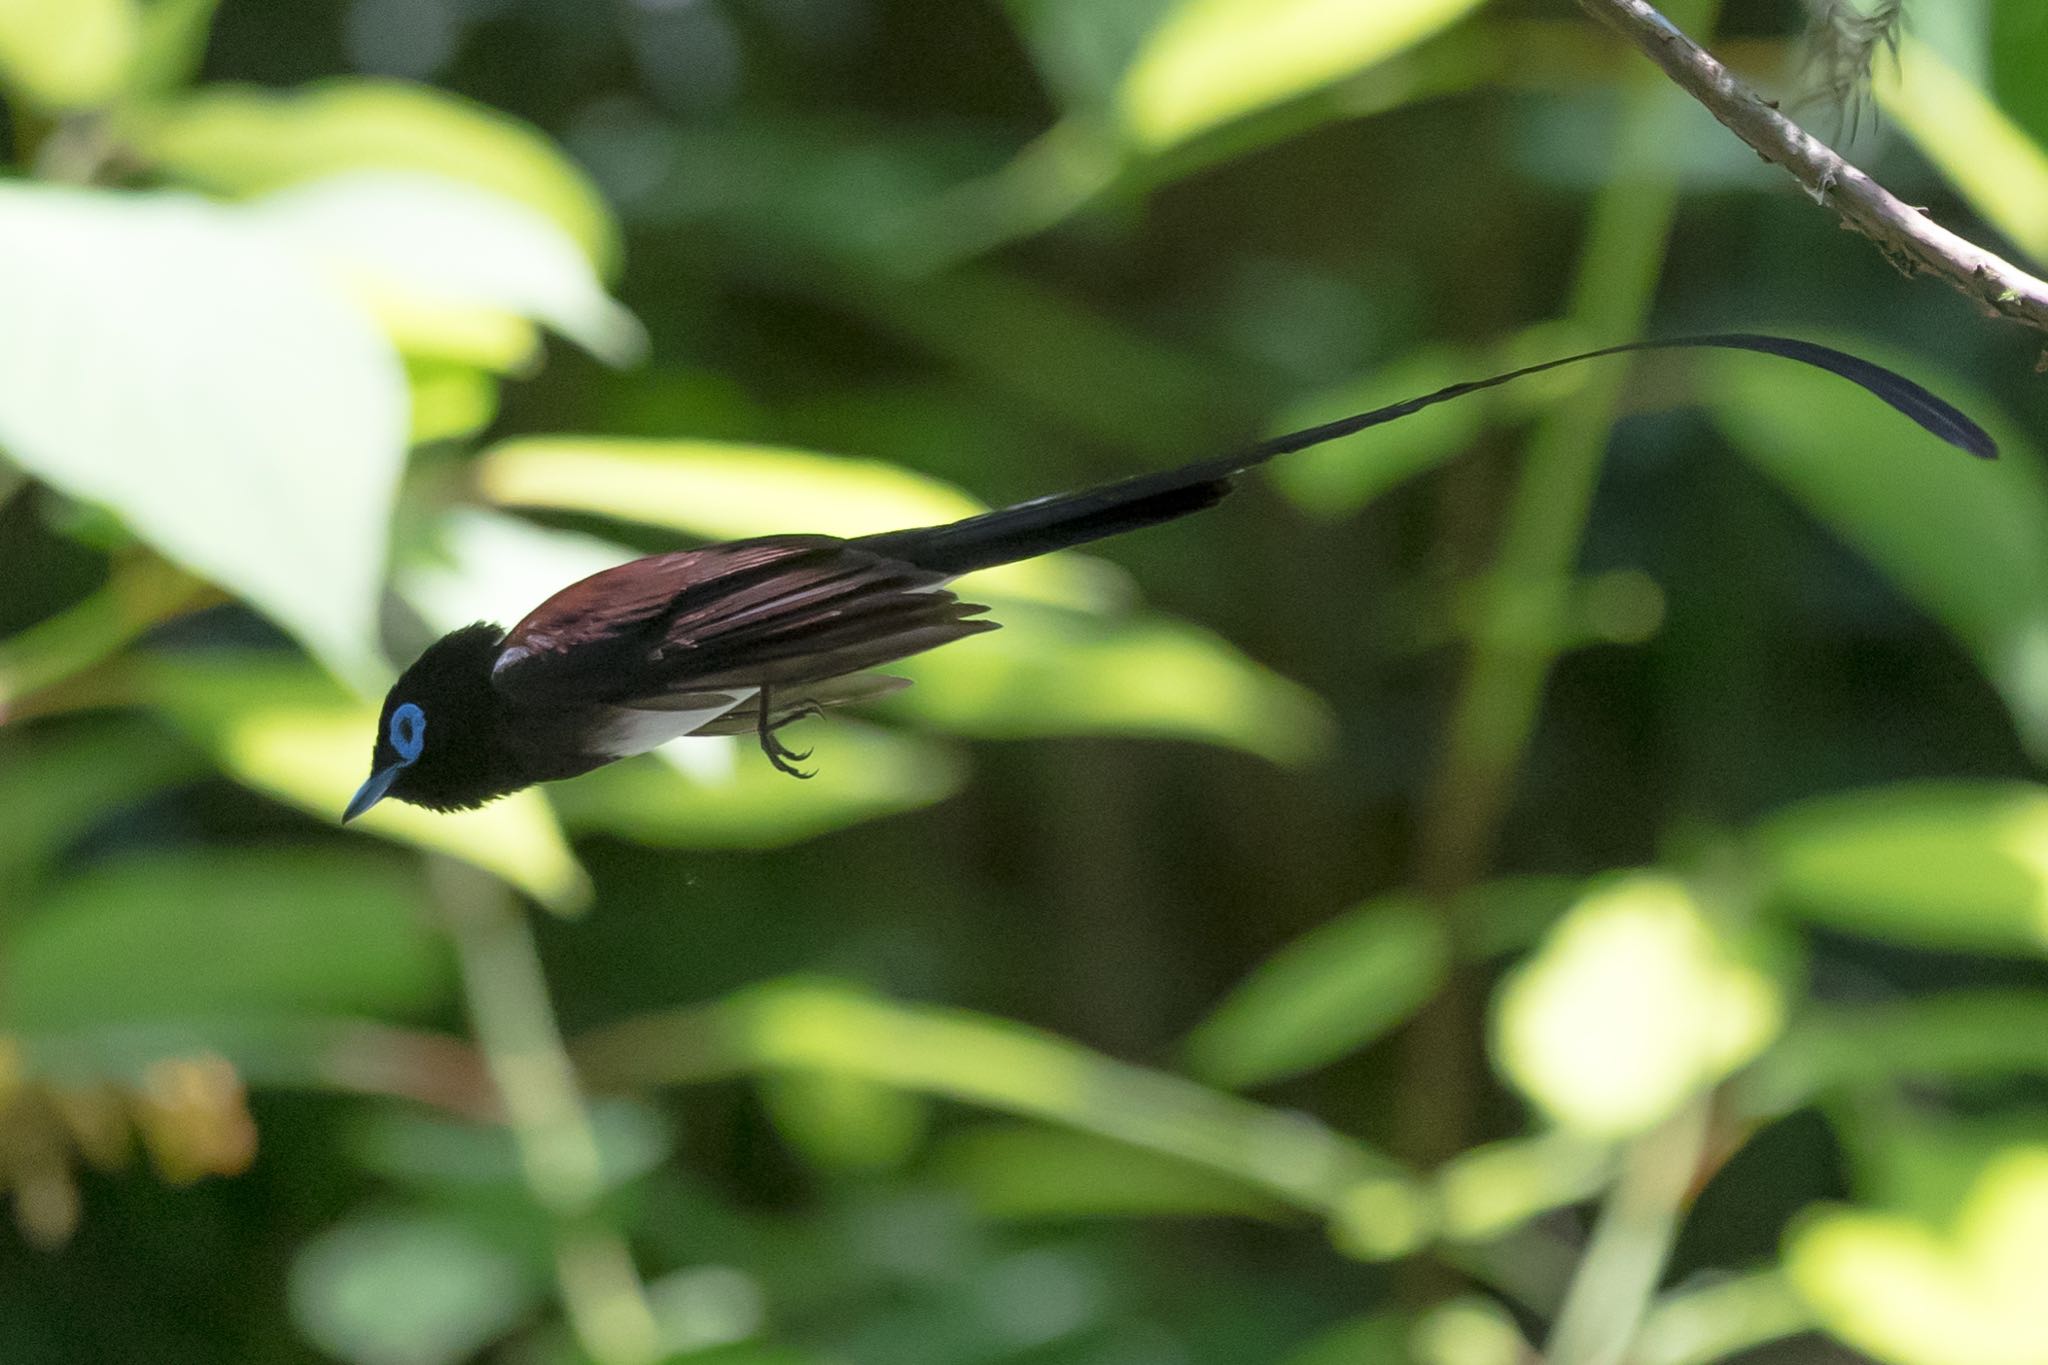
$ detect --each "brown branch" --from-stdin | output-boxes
[1576,0,2048,337]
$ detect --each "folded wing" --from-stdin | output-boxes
[489,536,998,707]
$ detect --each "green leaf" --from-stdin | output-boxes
[140,652,591,915]
[246,171,645,368]
[1119,0,1488,149]
[290,1211,543,1365]
[759,1071,929,1173]
[549,728,965,849]
[0,718,199,891]
[1787,1147,2048,1365]
[1757,783,2048,955]
[1746,992,2048,1117]
[353,1101,672,1193]
[1493,874,1784,1137]
[1878,36,2048,264]
[933,1122,1290,1221]
[0,183,409,686]
[2,849,450,1031]
[578,979,1424,1246]
[1182,895,1448,1088]
[1699,344,2048,756]
[1279,1313,1409,1365]
[1269,321,1593,518]
[133,77,618,271]
[126,0,220,99]
[0,0,137,110]
[891,602,1333,765]
[473,436,1113,609]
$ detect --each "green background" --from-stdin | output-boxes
[3,1,2048,1362]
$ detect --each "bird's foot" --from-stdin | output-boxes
[756,694,820,779]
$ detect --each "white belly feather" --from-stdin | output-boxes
[592,689,756,757]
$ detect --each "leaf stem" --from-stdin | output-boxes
[1394,0,1722,1171]
[433,860,662,1365]
[1543,1099,1713,1365]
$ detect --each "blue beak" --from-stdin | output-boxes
[343,764,403,823]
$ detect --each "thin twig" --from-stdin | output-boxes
[1576,0,2048,337]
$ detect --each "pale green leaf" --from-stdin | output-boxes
[892,602,1333,765]
[578,979,1423,1241]
[3,849,450,1030]
[1493,874,1783,1137]
[126,0,220,99]
[1758,783,2048,955]
[1183,895,1448,1088]
[0,0,136,110]
[140,653,591,915]
[352,1101,672,1193]
[933,1122,1289,1221]
[760,1071,929,1173]
[1119,0,1488,149]
[0,183,409,685]
[246,171,645,367]
[474,436,1114,609]
[549,728,965,849]
[134,77,618,270]
[1787,1148,2048,1365]
[291,1212,542,1365]
[1878,36,2048,264]
[1699,344,2048,755]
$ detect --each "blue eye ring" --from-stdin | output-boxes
[389,702,425,764]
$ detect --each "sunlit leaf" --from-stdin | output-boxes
[760,1071,929,1173]
[246,171,645,367]
[0,183,409,685]
[2,849,450,1031]
[1878,36,2048,264]
[140,653,591,915]
[1758,783,2048,955]
[934,1122,1289,1221]
[0,0,136,110]
[290,1211,543,1365]
[406,361,499,445]
[1700,346,2048,755]
[1183,895,1448,1088]
[134,77,618,270]
[473,436,1112,609]
[1433,1130,1614,1243]
[1119,0,1488,149]
[892,602,1333,765]
[126,0,219,99]
[575,979,1426,1248]
[1787,1148,2048,1365]
[998,0,1174,112]
[1493,874,1783,1137]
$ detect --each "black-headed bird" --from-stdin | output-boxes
[344,335,1992,821]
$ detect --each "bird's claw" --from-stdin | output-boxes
[756,692,821,779]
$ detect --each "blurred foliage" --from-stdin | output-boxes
[3,1,2048,1363]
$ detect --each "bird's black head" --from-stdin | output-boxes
[344,622,530,820]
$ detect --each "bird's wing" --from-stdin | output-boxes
[490,537,996,706]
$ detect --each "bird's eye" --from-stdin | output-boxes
[389,702,426,763]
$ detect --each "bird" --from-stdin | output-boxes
[343,334,1993,821]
